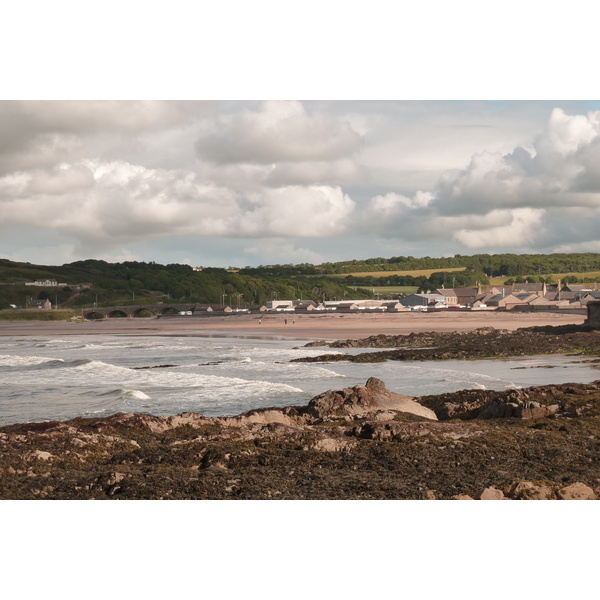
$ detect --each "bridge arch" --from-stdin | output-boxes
[106,309,128,318]
[157,306,181,316]
[83,310,106,320]
[132,307,157,318]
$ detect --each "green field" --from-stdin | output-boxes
[488,270,600,286]
[349,285,419,296]
[329,267,466,278]
[0,309,80,321]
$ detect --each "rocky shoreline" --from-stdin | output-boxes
[295,324,600,363]
[1,373,599,500]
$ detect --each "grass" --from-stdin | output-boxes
[0,310,80,321]
[488,270,600,286]
[328,267,466,278]
[348,286,419,295]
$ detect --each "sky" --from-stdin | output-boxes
[2,3,599,269]
[2,99,600,268]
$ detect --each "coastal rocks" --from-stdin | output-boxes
[1,377,599,500]
[297,325,600,364]
[419,383,597,421]
[478,399,559,420]
[306,377,437,421]
[219,407,305,429]
[311,437,356,452]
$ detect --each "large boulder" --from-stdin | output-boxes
[509,481,555,500]
[558,482,597,500]
[306,378,437,421]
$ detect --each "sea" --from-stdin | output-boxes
[1,332,599,426]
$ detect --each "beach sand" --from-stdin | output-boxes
[0,310,588,340]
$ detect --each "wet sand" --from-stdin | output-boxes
[0,310,588,340]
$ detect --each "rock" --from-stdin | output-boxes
[306,378,437,421]
[106,472,126,486]
[222,408,302,428]
[478,399,559,420]
[558,482,597,500]
[31,450,53,461]
[200,450,230,470]
[480,486,505,500]
[509,481,555,500]
[312,438,355,452]
[451,494,474,500]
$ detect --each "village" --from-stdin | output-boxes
[11,278,600,316]
[253,279,600,315]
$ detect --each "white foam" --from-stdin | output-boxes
[0,354,64,367]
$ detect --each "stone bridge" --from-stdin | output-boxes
[82,303,202,320]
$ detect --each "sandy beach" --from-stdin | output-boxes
[0,310,588,340]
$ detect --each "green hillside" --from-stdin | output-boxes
[0,258,370,310]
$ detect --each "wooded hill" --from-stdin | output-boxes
[0,258,370,310]
[240,252,600,278]
[1,252,600,310]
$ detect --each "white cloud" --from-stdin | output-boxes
[0,158,356,254]
[452,208,545,248]
[234,186,356,238]
[368,191,432,216]
[195,100,362,164]
[434,108,600,216]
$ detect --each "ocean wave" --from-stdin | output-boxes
[0,354,65,367]
[99,388,151,402]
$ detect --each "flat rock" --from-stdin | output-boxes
[558,482,597,500]
[480,486,505,500]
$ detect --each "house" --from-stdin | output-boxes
[486,293,538,310]
[435,289,458,305]
[401,293,445,307]
[381,301,406,311]
[453,287,481,307]
[266,300,294,309]
[25,279,59,287]
[33,299,52,310]
[579,292,600,305]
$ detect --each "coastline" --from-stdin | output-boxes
[0,310,588,340]
[1,310,599,500]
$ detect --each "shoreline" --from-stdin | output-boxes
[0,310,588,340]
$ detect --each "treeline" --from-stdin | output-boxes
[240,252,600,277]
[2,252,600,311]
[0,259,369,310]
[343,269,489,292]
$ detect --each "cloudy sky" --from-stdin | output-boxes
[2,100,600,267]
[2,3,599,268]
